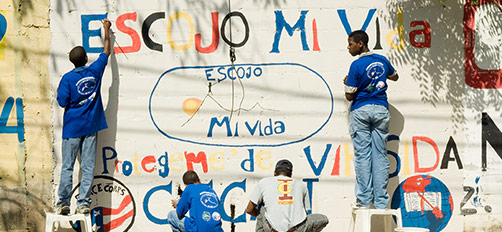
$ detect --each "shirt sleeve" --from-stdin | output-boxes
[345,62,359,94]
[88,53,109,78]
[176,185,191,218]
[57,76,70,108]
[383,57,397,77]
[249,180,263,205]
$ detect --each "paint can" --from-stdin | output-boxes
[394,228,430,232]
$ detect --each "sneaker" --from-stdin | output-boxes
[351,201,369,210]
[76,204,90,214]
[56,203,70,215]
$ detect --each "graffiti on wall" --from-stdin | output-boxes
[79,9,432,55]
[464,0,502,88]
[0,97,24,142]
[0,10,6,60]
[149,63,333,147]
[46,0,502,230]
[71,176,136,232]
[391,175,453,232]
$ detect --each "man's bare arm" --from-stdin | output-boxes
[102,19,111,56]
[246,201,259,217]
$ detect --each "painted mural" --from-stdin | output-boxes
[47,0,502,231]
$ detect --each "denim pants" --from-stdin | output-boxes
[57,133,97,207]
[349,104,390,209]
[167,210,186,232]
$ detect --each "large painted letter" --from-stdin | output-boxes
[385,9,405,50]
[219,179,246,223]
[270,10,309,53]
[0,97,24,142]
[196,12,219,53]
[142,12,165,52]
[409,21,431,48]
[185,151,208,173]
[207,116,232,137]
[302,178,318,214]
[337,9,376,35]
[114,12,141,53]
[167,12,194,51]
[413,136,440,173]
[440,136,463,170]
[304,144,331,176]
[81,13,108,53]
[101,146,117,174]
[481,112,502,171]
[0,11,6,60]
[220,11,249,48]
[144,183,172,224]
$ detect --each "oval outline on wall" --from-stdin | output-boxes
[149,62,334,147]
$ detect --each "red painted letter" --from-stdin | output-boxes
[141,155,156,173]
[413,136,440,173]
[409,21,431,48]
[330,145,341,176]
[185,151,208,173]
[114,12,141,53]
[195,12,219,53]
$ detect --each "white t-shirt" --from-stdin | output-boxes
[249,175,310,232]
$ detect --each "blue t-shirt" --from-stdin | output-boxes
[176,184,224,232]
[345,52,395,111]
[57,53,109,139]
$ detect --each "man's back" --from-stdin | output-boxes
[57,53,108,138]
[176,183,223,232]
[250,176,309,232]
[346,52,395,111]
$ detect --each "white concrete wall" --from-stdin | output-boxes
[49,0,502,231]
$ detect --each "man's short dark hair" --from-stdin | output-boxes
[69,46,87,67]
[274,159,293,177]
[348,30,369,47]
[182,170,200,185]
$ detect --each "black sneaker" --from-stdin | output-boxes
[56,203,70,215]
[76,204,90,214]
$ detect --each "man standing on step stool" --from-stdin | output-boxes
[344,30,399,209]
[55,18,112,215]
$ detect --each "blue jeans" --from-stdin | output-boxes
[349,104,390,209]
[167,210,186,232]
[57,133,97,207]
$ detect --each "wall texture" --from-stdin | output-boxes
[0,0,52,231]
[2,0,502,231]
[47,0,502,231]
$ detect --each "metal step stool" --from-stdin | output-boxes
[45,213,93,232]
[349,208,402,232]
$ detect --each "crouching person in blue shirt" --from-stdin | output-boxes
[168,171,224,232]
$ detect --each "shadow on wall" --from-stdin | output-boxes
[0,186,50,232]
[383,0,502,131]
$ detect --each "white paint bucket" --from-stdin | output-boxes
[394,227,430,232]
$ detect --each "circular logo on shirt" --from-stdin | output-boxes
[76,76,97,95]
[202,211,211,221]
[366,62,385,80]
[212,212,221,221]
[200,192,219,208]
